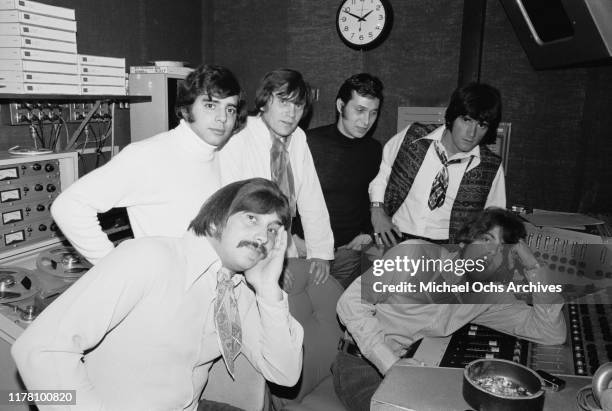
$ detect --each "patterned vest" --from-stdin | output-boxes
[383,123,501,243]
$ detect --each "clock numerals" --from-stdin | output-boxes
[336,0,392,49]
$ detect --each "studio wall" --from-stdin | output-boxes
[209,0,612,214]
[480,0,612,213]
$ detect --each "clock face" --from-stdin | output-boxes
[336,0,392,50]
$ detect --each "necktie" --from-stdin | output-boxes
[214,267,242,377]
[270,135,296,217]
[428,142,464,210]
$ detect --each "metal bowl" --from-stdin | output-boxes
[463,359,545,411]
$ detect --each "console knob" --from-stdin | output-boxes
[32,163,41,171]
[34,184,43,191]
[38,224,47,231]
[46,184,56,192]
[36,204,45,211]
[44,163,55,172]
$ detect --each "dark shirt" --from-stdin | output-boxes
[297,123,382,248]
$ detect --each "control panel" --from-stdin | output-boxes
[0,152,78,258]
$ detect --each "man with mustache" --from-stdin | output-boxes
[12,178,304,411]
[333,207,565,411]
[51,64,246,264]
[369,82,506,247]
[219,68,334,287]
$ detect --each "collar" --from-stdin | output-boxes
[251,115,294,149]
[421,125,481,160]
[176,120,218,161]
[179,230,245,290]
[333,123,371,145]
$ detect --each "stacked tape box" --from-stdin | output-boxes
[79,54,126,95]
[0,0,79,94]
[0,0,127,95]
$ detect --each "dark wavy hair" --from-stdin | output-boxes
[444,82,502,145]
[336,73,384,105]
[189,178,291,239]
[175,64,247,133]
[455,207,526,245]
[253,68,312,117]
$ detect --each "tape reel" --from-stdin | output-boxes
[36,247,92,279]
[0,267,41,304]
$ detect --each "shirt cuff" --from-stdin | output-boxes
[255,291,293,328]
[369,188,385,203]
[368,341,401,375]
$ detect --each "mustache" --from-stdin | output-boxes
[237,240,268,259]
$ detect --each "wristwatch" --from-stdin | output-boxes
[370,201,384,208]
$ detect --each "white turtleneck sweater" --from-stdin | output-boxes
[51,120,221,264]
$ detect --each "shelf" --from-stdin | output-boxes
[0,94,151,103]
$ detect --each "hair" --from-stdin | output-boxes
[253,68,312,117]
[336,73,384,106]
[175,64,247,132]
[444,82,502,145]
[455,207,526,245]
[188,178,291,238]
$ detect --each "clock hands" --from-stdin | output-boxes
[345,11,364,21]
[345,9,374,22]
[359,10,373,22]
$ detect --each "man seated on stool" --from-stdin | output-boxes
[12,178,303,411]
[369,82,506,247]
[333,207,566,411]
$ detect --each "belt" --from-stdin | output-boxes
[338,338,364,359]
[400,233,449,245]
[338,338,423,360]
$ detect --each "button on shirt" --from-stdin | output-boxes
[337,241,566,375]
[11,231,304,411]
[368,125,506,239]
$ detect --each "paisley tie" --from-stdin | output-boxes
[214,267,242,377]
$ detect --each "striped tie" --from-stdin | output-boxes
[428,142,463,210]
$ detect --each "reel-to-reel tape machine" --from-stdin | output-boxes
[0,152,80,329]
[0,151,85,399]
[0,244,90,335]
[36,245,92,280]
[0,152,135,400]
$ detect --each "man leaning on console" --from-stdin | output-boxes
[11,65,567,411]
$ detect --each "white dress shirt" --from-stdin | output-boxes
[51,120,222,264]
[368,125,506,239]
[11,230,304,411]
[219,116,334,260]
[337,241,566,375]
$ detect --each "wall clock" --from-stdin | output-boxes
[336,0,393,50]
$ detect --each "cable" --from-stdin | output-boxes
[66,100,101,150]
[58,116,70,150]
[110,102,116,158]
